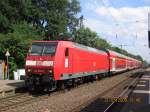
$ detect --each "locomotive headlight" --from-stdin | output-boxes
[27,69,31,72]
[49,70,53,77]
[42,61,53,66]
[49,70,52,73]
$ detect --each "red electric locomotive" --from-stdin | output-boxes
[25,41,141,91]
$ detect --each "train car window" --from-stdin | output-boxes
[65,48,69,57]
[43,46,56,55]
[30,44,43,55]
[30,42,58,56]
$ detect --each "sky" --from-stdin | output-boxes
[79,0,150,63]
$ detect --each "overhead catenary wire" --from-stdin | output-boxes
[98,0,148,55]
[100,0,147,39]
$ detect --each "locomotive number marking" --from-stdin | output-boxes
[36,61,43,65]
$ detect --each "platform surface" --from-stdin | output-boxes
[0,80,24,92]
[109,68,150,112]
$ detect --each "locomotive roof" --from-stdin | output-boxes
[32,40,63,42]
[32,40,108,54]
[31,40,141,62]
[73,43,108,54]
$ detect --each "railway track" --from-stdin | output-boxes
[0,93,46,111]
[103,74,140,112]
[0,70,144,112]
[0,88,70,112]
[0,84,88,111]
[71,71,144,112]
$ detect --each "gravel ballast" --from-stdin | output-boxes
[4,69,144,112]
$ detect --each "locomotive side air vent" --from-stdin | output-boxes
[65,48,69,57]
[65,48,69,68]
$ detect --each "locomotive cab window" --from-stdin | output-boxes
[29,42,58,56]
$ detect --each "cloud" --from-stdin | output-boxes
[84,0,101,11]
[83,6,150,62]
[94,6,149,40]
[95,6,149,22]
[144,0,150,5]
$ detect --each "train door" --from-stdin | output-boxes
[125,59,128,69]
[112,58,116,71]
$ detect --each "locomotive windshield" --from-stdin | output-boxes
[29,42,58,56]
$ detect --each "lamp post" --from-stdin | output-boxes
[5,51,10,80]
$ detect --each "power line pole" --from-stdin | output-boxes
[148,12,150,48]
[79,15,84,28]
[119,44,128,49]
[119,44,128,54]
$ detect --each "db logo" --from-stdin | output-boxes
[36,61,42,65]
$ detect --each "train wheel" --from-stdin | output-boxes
[83,77,88,83]
[28,84,35,92]
[47,80,57,92]
[72,79,77,87]
[57,81,66,90]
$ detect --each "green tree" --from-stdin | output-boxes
[0,0,81,39]
[95,38,111,49]
[74,27,111,48]
[0,0,30,33]
[0,22,40,79]
[111,46,123,54]
[33,0,81,40]
[74,27,97,47]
